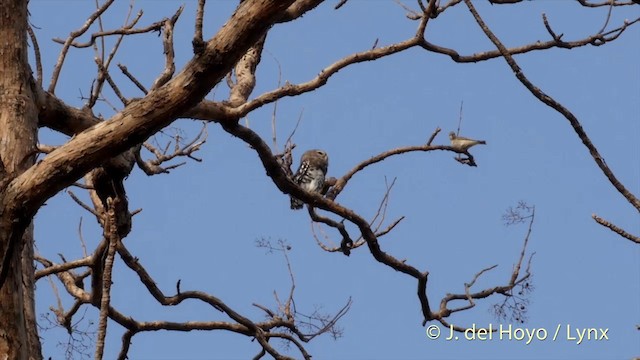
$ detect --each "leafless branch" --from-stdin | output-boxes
[49,0,116,93]
[94,198,120,360]
[463,0,640,214]
[218,119,434,324]
[116,330,135,360]
[35,255,93,280]
[593,214,640,244]
[327,127,447,200]
[117,63,148,94]
[136,124,207,175]
[68,190,102,219]
[193,0,206,54]
[335,0,350,10]
[434,203,535,331]
[27,25,43,87]
[151,6,183,90]
[51,11,173,49]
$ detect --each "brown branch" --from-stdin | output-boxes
[27,25,42,87]
[420,15,640,61]
[49,0,116,93]
[116,330,136,360]
[314,178,403,253]
[463,0,640,213]
[308,208,354,255]
[596,0,615,34]
[3,0,299,242]
[592,214,640,244]
[78,217,89,257]
[35,256,93,280]
[186,36,423,122]
[335,0,350,10]
[328,127,446,200]
[136,124,207,175]
[266,333,311,360]
[95,198,120,360]
[51,12,174,49]
[117,63,148,94]
[193,0,206,54]
[151,6,184,90]
[104,69,128,106]
[218,120,434,323]
[269,56,282,150]
[39,243,319,358]
[434,204,535,331]
[394,0,422,20]
[375,216,405,237]
[87,6,141,108]
[68,190,102,219]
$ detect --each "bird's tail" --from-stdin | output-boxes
[478,140,487,145]
[290,196,304,210]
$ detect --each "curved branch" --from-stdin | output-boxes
[219,120,434,323]
[592,214,640,244]
[1,0,299,289]
[49,0,116,93]
[463,0,640,212]
[187,36,422,121]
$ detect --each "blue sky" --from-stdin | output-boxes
[30,1,638,359]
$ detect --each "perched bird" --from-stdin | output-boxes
[449,131,487,151]
[290,149,329,210]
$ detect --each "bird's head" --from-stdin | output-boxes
[448,131,456,140]
[314,150,328,162]
[301,149,329,169]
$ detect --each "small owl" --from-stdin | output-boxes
[290,149,329,210]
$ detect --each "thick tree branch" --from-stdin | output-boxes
[0,0,299,291]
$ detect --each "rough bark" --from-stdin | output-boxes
[0,0,296,358]
[0,0,41,358]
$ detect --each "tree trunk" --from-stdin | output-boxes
[0,0,42,358]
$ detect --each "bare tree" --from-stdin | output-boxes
[0,0,637,359]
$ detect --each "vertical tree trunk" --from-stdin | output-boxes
[0,0,42,358]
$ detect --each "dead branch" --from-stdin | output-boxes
[592,214,640,244]
[35,255,93,280]
[151,6,183,90]
[218,119,434,324]
[433,204,535,331]
[87,4,141,108]
[27,25,42,87]
[51,10,173,49]
[193,0,206,54]
[49,0,116,93]
[136,124,207,175]
[95,198,120,360]
[117,63,148,94]
[463,0,640,214]
[327,128,446,200]
[313,178,404,253]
